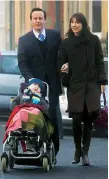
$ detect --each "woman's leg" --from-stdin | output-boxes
[72,113,83,164]
[82,114,92,165]
[82,104,98,165]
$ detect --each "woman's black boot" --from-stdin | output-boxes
[82,127,92,166]
[82,151,90,166]
[72,115,82,164]
[72,149,82,164]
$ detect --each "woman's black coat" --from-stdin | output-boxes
[58,34,107,114]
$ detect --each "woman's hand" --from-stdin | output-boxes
[61,63,69,73]
[101,85,105,93]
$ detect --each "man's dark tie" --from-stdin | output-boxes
[38,33,45,42]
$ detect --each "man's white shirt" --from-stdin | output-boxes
[33,28,46,40]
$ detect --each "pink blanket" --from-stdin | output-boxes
[7,107,41,133]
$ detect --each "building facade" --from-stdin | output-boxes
[0,1,7,50]
[0,0,108,50]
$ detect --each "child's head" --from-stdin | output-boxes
[28,78,43,95]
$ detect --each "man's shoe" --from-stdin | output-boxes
[59,135,63,139]
[54,157,57,165]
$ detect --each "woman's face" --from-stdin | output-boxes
[28,83,41,94]
[70,17,82,35]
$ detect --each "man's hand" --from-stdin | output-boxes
[61,63,69,73]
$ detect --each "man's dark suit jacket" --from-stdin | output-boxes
[17,29,62,95]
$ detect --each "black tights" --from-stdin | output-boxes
[72,103,99,150]
[72,103,98,132]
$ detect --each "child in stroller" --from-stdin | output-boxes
[1,78,56,172]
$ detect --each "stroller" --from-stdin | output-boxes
[1,82,56,173]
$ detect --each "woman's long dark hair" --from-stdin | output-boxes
[65,12,91,40]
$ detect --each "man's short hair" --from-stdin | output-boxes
[30,7,46,20]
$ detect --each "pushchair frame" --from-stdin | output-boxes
[1,81,55,173]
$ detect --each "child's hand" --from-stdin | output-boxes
[22,94,30,102]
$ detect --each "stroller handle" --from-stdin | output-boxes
[42,81,49,100]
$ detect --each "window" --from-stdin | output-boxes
[0,55,21,75]
[92,1,101,32]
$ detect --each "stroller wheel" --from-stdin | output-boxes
[1,157,8,172]
[43,157,49,172]
[9,151,14,169]
[1,152,8,173]
[49,142,55,169]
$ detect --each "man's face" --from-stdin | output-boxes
[31,11,46,32]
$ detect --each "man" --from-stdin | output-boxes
[17,7,62,155]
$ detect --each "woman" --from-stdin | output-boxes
[58,13,107,166]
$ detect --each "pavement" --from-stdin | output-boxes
[0,122,108,179]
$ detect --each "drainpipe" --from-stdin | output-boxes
[55,1,60,31]
[9,0,12,50]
